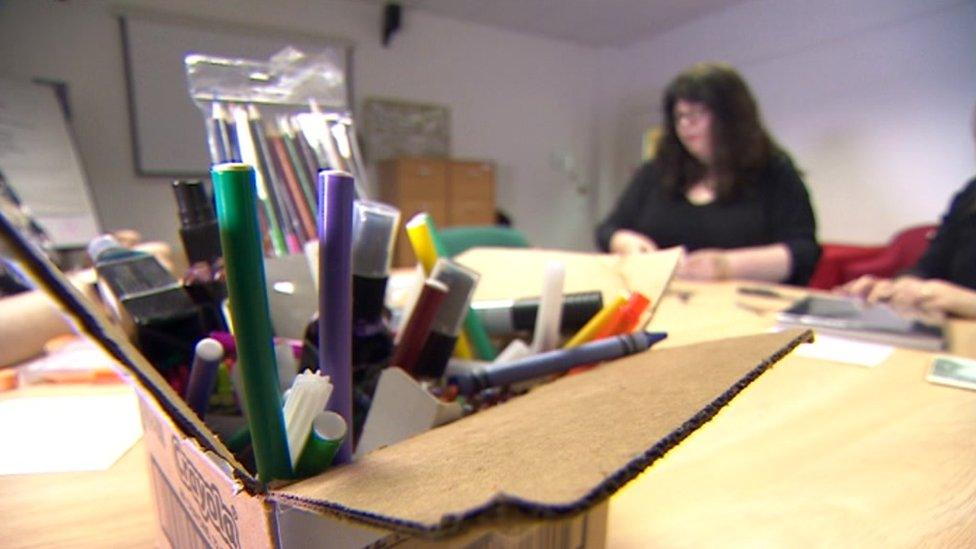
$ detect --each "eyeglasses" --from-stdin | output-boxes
[673,107,709,126]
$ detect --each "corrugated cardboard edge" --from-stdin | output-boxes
[270,329,814,538]
[0,210,262,494]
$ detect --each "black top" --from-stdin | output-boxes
[907,177,976,290]
[596,151,821,285]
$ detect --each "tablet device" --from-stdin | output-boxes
[927,355,976,391]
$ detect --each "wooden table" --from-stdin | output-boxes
[0,384,156,548]
[607,281,976,547]
[1,281,974,547]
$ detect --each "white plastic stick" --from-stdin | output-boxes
[531,262,565,353]
[282,371,334,467]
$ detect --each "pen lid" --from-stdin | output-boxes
[87,234,124,262]
[172,180,216,227]
[429,258,479,336]
[351,200,400,278]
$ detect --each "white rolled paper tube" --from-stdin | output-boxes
[531,262,565,353]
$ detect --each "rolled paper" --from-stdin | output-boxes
[211,162,292,482]
[318,170,355,464]
[294,411,347,478]
[531,262,565,353]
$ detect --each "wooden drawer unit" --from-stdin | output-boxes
[378,157,496,266]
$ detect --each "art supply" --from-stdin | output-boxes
[493,339,532,363]
[737,286,789,300]
[234,105,290,256]
[390,279,449,376]
[282,371,334,468]
[424,215,497,360]
[171,180,222,265]
[318,170,355,464]
[473,291,603,336]
[183,338,225,419]
[404,213,439,274]
[350,200,401,431]
[275,339,299,394]
[88,234,204,371]
[172,180,228,332]
[294,411,347,478]
[211,162,291,482]
[351,201,400,326]
[563,293,628,348]
[404,214,474,359]
[449,331,668,396]
[595,291,651,338]
[530,262,565,353]
[414,259,480,379]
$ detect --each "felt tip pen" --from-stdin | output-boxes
[449,331,668,396]
[390,278,448,377]
[318,170,355,464]
[351,200,400,324]
[184,338,225,419]
[473,291,603,336]
[422,215,497,361]
[172,180,222,266]
[413,259,479,379]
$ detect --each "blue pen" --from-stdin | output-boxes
[449,331,667,396]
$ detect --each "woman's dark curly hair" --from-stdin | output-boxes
[656,63,773,201]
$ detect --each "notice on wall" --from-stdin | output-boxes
[0,77,100,247]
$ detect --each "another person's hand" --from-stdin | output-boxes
[838,275,924,306]
[838,275,976,318]
[914,279,976,318]
[609,229,657,254]
[677,249,731,281]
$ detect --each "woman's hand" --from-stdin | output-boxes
[915,280,976,318]
[609,229,657,254]
[677,249,731,281]
[838,275,976,318]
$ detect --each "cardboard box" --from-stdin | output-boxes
[0,212,813,548]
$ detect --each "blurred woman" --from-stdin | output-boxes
[596,63,820,285]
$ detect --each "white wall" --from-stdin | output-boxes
[3,0,974,252]
[0,0,599,251]
[596,0,976,244]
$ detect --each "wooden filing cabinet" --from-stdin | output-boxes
[378,157,496,266]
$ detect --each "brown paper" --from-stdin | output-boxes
[275,329,813,535]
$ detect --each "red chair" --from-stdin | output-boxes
[807,224,937,290]
[841,224,937,281]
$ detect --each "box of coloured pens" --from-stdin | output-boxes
[0,47,814,548]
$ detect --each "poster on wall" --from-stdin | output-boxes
[362,98,450,162]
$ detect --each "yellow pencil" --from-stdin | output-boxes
[562,293,628,348]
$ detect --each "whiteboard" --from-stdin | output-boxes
[0,77,100,247]
[120,12,353,176]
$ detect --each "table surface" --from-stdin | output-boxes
[1,280,974,548]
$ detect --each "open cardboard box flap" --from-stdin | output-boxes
[0,212,812,538]
[273,329,811,535]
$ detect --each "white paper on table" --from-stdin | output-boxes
[0,390,143,475]
[793,334,894,368]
